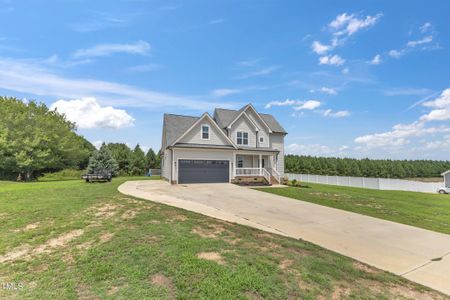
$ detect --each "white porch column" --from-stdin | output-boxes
[259,154,262,175]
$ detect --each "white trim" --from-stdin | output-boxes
[227,104,272,133]
[172,113,238,148]
[227,111,259,132]
[236,131,249,145]
[442,170,450,176]
[201,123,210,140]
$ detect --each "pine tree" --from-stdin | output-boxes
[129,144,146,175]
[145,148,157,170]
[87,144,119,175]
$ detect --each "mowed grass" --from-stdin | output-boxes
[258,183,450,235]
[0,179,448,299]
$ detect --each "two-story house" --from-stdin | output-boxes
[160,104,287,184]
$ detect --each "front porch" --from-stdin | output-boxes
[233,153,281,185]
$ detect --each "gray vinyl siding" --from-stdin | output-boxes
[179,118,231,146]
[270,133,285,176]
[445,173,450,187]
[229,116,257,147]
[236,155,253,168]
[161,149,172,181]
[246,110,270,147]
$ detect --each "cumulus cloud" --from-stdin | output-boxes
[355,88,450,148]
[319,54,345,66]
[329,12,383,37]
[73,40,151,58]
[370,54,381,65]
[50,97,135,129]
[420,22,432,33]
[320,87,337,95]
[322,109,350,118]
[286,143,350,156]
[294,100,321,111]
[311,41,331,55]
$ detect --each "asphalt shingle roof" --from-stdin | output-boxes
[213,107,287,134]
[163,114,199,147]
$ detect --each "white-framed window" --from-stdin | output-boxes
[201,124,210,140]
[259,136,264,143]
[237,131,248,145]
[237,156,243,168]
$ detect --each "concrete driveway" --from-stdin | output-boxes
[119,180,450,295]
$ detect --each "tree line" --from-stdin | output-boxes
[285,155,450,178]
[0,96,160,180]
[103,143,161,176]
[0,97,94,180]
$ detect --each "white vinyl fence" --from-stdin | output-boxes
[286,173,444,194]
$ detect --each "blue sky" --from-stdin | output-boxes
[1,0,450,159]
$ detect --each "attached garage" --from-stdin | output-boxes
[178,159,229,184]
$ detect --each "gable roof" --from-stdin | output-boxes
[162,114,199,147]
[214,106,287,134]
[166,113,237,148]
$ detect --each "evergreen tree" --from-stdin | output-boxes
[129,144,146,175]
[145,148,157,170]
[106,143,132,175]
[87,144,118,175]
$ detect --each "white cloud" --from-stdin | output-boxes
[342,67,349,74]
[265,99,297,109]
[355,88,450,148]
[209,19,224,25]
[322,109,350,118]
[294,100,321,111]
[370,54,381,65]
[388,49,405,58]
[73,40,151,58]
[329,13,382,37]
[319,55,345,66]
[50,98,135,129]
[420,22,432,33]
[0,57,224,110]
[407,35,433,48]
[211,88,241,97]
[320,87,337,95]
[286,143,350,156]
[311,41,331,55]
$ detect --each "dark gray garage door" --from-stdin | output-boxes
[178,160,229,184]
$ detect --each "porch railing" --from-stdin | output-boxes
[235,168,272,184]
[235,168,262,176]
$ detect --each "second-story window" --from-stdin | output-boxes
[237,131,248,145]
[201,125,209,140]
[259,137,264,143]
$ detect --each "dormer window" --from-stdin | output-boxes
[201,124,210,140]
[237,131,248,145]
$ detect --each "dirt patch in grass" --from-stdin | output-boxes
[197,252,225,265]
[0,229,84,263]
[121,209,138,220]
[244,291,262,300]
[353,261,379,274]
[90,203,123,219]
[191,224,226,238]
[330,284,351,299]
[76,283,100,300]
[99,232,114,243]
[150,274,176,299]
[279,259,294,270]
[12,222,40,232]
[168,214,188,222]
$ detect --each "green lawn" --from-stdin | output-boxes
[258,183,450,235]
[0,179,448,299]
